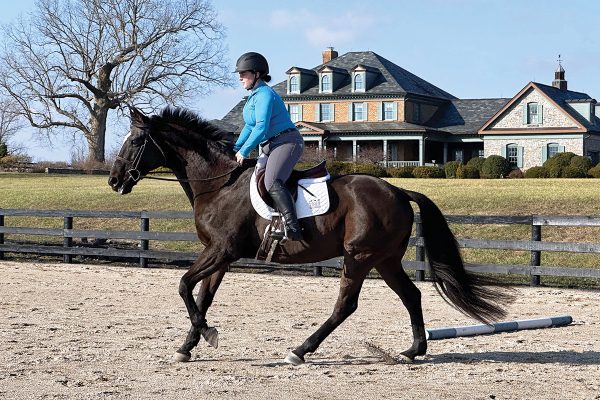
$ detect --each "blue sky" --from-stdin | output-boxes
[3,0,600,162]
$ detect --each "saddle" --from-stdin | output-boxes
[255,160,329,208]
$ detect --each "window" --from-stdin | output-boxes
[352,103,365,121]
[454,149,463,163]
[289,104,300,122]
[527,102,539,124]
[289,75,299,93]
[383,102,394,120]
[320,103,332,122]
[547,143,560,159]
[321,74,331,92]
[506,144,519,167]
[354,73,364,91]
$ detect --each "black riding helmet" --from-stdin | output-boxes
[234,52,269,75]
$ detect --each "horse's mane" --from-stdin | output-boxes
[151,107,234,157]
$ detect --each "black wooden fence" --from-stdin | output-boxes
[1,208,600,285]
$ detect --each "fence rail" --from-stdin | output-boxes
[1,208,600,284]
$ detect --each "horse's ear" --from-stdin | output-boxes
[129,106,148,125]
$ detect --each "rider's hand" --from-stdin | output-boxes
[235,151,245,164]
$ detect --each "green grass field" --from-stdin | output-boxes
[2,173,600,287]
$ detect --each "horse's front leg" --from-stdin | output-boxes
[174,249,231,362]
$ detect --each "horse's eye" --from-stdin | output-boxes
[131,135,146,146]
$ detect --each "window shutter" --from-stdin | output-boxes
[558,145,565,153]
[348,103,353,121]
[363,102,368,121]
[523,104,528,124]
[542,146,548,163]
[392,102,398,120]
[501,145,507,158]
[539,104,543,124]
[331,103,335,122]
[517,146,524,168]
[298,105,303,121]
[377,103,382,121]
[287,78,290,94]
[315,104,321,122]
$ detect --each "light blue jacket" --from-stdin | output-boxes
[233,81,296,157]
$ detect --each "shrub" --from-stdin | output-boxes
[456,164,479,179]
[543,152,576,177]
[351,163,389,177]
[444,161,461,178]
[562,165,588,178]
[412,166,445,178]
[569,155,593,176]
[507,169,524,179]
[588,164,600,178]
[524,166,549,178]
[480,155,512,179]
[387,166,414,178]
[466,157,486,173]
[326,160,353,177]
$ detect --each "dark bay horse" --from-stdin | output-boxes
[108,107,511,365]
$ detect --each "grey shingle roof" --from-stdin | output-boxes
[432,98,511,135]
[301,121,431,133]
[220,99,245,132]
[534,83,600,132]
[271,51,457,100]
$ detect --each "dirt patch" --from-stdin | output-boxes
[1,260,599,399]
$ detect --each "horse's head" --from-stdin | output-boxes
[108,107,167,194]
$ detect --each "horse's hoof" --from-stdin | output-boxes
[283,351,304,366]
[397,353,414,364]
[202,327,219,348]
[173,351,191,362]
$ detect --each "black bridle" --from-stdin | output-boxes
[116,132,239,184]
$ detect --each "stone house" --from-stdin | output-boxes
[479,65,600,169]
[219,48,599,170]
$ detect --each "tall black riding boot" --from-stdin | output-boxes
[268,179,303,241]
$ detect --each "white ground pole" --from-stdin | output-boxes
[425,315,573,340]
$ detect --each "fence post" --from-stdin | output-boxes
[0,213,4,260]
[530,222,541,286]
[313,265,323,277]
[140,213,149,268]
[415,214,425,281]
[63,216,73,263]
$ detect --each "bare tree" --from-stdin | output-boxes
[0,0,232,162]
[0,98,25,157]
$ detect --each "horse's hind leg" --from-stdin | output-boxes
[375,257,427,362]
[285,262,369,366]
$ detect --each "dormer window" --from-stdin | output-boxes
[353,73,365,92]
[320,74,332,93]
[289,75,299,94]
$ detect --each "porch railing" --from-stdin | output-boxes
[378,161,421,168]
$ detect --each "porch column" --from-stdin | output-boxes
[443,142,448,164]
[353,140,358,161]
[419,137,425,166]
[383,140,388,167]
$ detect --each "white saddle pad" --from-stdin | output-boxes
[250,171,331,221]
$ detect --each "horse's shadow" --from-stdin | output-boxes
[183,351,600,366]
[425,350,600,365]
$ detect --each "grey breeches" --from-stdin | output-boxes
[257,140,304,190]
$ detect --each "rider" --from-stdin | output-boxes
[233,52,305,241]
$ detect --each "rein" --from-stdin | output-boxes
[141,166,240,183]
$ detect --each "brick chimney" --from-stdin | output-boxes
[322,47,338,64]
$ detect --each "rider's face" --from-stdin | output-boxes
[239,71,258,90]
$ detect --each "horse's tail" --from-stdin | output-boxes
[401,189,513,323]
